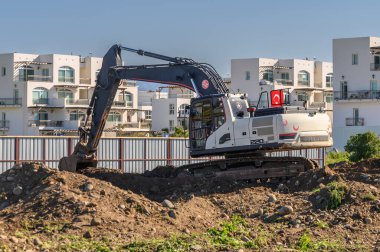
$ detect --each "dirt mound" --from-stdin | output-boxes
[0,161,379,251]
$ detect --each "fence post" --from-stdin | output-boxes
[119,138,124,172]
[144,139,147,170]
[14,137,19,165]
[67,138,72,155]
[167,138,171,166]
[42,138,46,164]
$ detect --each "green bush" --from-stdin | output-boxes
[345,131,380,162]
[326,182,348,209]
[326,151,350,165]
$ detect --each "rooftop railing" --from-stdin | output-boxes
[334,90,380,100]
[346,118,364,126]
[0,98,22,106]
[28,120,64,127]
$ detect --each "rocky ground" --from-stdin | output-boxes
[0,160,379,251]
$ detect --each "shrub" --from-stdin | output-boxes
[325,151,350,165]
[326,182,348,209]
[345,131,380,162]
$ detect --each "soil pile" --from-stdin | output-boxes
[0,161,379,251]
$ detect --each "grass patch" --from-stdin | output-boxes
[326,151,350,166]
[297,232,342,251]
[361,193,377,201]
[326,181,348,210]
[314,220,329,229]
[56,235,113,252]
[311,187,321,194]
[124,216,272,251]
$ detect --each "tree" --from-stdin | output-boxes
[344,131,380,162]
[170,127,189,138]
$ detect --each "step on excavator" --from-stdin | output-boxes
[58,45,333,180]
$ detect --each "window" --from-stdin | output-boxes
[58,66,74,83]
[325,94,333,103]
[281,72,289,80]
[42,69,49,81]
[107,111,121,122]
[19,65,34,81]
[1,67,6,76]
[178,104,189,117]
[169,120,174,131]
[262,70,273,82]
[145,110,152,120]
[69,110,85,121]
[169,104,175,115]
[326,73,333,88]
[298,71,310,86]
[34,110,48,121]
[298,93,308,102]
[32,87,48,104]
[58,89,74,103]
[352,54,358,65]
[245,71,250,80]
[118,92,133,107]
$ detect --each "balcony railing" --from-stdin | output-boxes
[275,79,293,86]
[65,99,90,106]
[28,120,64,127]
[334,90,380,100]
[58,77,74,83]
[0,98,22,106]
[310,102,326,108]
[113,101,133,107]
[168,94,194,99]
[0,120,10,129]
[17,75,52,82]
[346,118,364,126]
[370,63,380,71]
[298,80,310,86]
[32,98,49,105]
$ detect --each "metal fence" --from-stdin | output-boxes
[0,136,325,173]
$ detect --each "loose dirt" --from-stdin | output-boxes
[0,160,379,251]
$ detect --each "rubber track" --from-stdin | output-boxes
[175,156,318,180]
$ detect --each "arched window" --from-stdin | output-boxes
[19,65,34,81]
[107,111,121,122]
[326,73,333,88]
[32,87,48,104]
[118,92,133,107]
[262,69,273,82]
[57,89,74,103]
[178,104,189,117]
[69,110,85,121]
[58,66,74,83]
[298,71,310,86]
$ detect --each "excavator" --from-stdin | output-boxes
[58,44,332,180]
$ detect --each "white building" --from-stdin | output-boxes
[151,87,194,132]
[0,52,146,136]
[231,58,333,119]
[333,36,380,149]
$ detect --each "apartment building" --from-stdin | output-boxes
[231,58,333,120]
[333,36,380,149]
[151,87,194,132]
[0,52,146,136]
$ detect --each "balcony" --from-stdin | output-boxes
[0,98,22,107]
[275,79,293,86]
[29,98,64,108]
[298,80,310,86]
[370,63,380,71]
[168,94,194,99]
[16,75,52,82]
[0,120,10,130]
[32,98,49,105]
[28,120,64,127]
[346,118,364,126]
[65,99,90,107]
[112,101,133,108]
[334,90,380,101]
[309,102,326,108]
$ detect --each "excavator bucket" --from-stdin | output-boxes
[58,155,98,172]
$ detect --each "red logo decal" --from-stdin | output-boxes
[293,125,299,131]
[202,80,209,89]
[283,119,288,126]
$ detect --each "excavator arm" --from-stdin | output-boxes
[59,44,228,171]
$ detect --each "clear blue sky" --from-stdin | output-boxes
[1,0,379,89]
